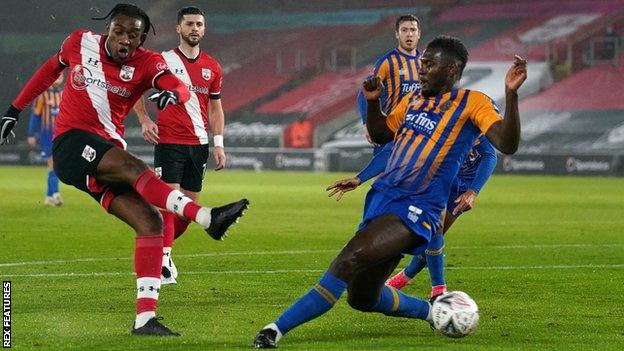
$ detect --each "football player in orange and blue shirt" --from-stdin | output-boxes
[357,14,421,154]
[253,36,527,348]
[27,74,64,206]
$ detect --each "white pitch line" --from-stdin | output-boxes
[2,264,623,278]
[0,244,621,268]
[0,249,337,267]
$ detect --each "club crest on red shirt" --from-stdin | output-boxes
[202,68,211,80]
[120,65,135,82]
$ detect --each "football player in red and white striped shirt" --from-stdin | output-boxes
[0,3,248,336]
[134,7,227,285]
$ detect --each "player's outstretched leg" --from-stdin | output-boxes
[253,272,346,348]
[133,169,249,239]
[96,148,249,240]
[253,214,422,348]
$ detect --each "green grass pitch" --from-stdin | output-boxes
[1,166,623,350]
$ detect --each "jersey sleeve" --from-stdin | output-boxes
[469,136,497,193]
[356,143,392,182]
[373,57,390,81]
[210,61,222,100]
[58,29,87,67]
[469,91,503,134]
[146,53,171,89]
[385,96,411,133]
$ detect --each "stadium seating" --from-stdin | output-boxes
[519,59,624,153]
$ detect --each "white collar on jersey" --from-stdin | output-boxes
[104,37,113,58]
[177,46,200,60]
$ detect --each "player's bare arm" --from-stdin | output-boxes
[209,98,226,171]
[133,96,159,145]
[485,55,527,154]
[363,76,394,144]
[326,177,362,201]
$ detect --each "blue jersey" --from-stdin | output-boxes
[372,89,502,227]
[358,135,497,194]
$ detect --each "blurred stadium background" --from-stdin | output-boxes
[1,0,623,176]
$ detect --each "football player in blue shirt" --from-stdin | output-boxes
[253,36,526,348]
[27,74,64,206]
[328,135,497,298]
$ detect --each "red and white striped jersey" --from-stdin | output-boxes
[156,48,222,145]
[53,29,169,148]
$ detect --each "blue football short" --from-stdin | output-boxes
[358,187,440,245]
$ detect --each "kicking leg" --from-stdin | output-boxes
[107,189,179,336]
[96,147,248,240]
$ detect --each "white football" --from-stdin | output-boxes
[431,291,480,338]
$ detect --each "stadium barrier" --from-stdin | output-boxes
[2,145,622,176]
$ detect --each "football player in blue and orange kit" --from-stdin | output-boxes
[27,74,64,206]
[328,135,497,297]
[357,14,421,152]
[253,36,527,348]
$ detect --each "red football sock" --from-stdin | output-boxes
[173,216,191,240]
[161,211,175,248]
[135,235,163,314]
[134,170,202,222]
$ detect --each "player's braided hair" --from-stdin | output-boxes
[92,3,155,45]
[426,35,469,78]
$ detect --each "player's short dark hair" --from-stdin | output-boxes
[177,6,205,23]
[426,35,469,77]
[395,14,420,32]
[92,3,154,44]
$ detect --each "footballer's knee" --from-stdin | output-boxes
[119,155,149,179]
[346,292,377,312]
[329,248,371,281]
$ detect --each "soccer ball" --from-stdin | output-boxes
[431,291,480,338]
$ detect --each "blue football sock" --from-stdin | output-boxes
[371,285,430,320]
[275,272,347,334]
[47,170,59,196]
[403,254,427,279]
[426,233,445,287]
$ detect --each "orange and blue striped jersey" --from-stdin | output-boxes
[372,89,502,212]
[31,87,63,134]
[374,48,420,115]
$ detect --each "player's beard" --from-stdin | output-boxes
[182,33,201,47]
